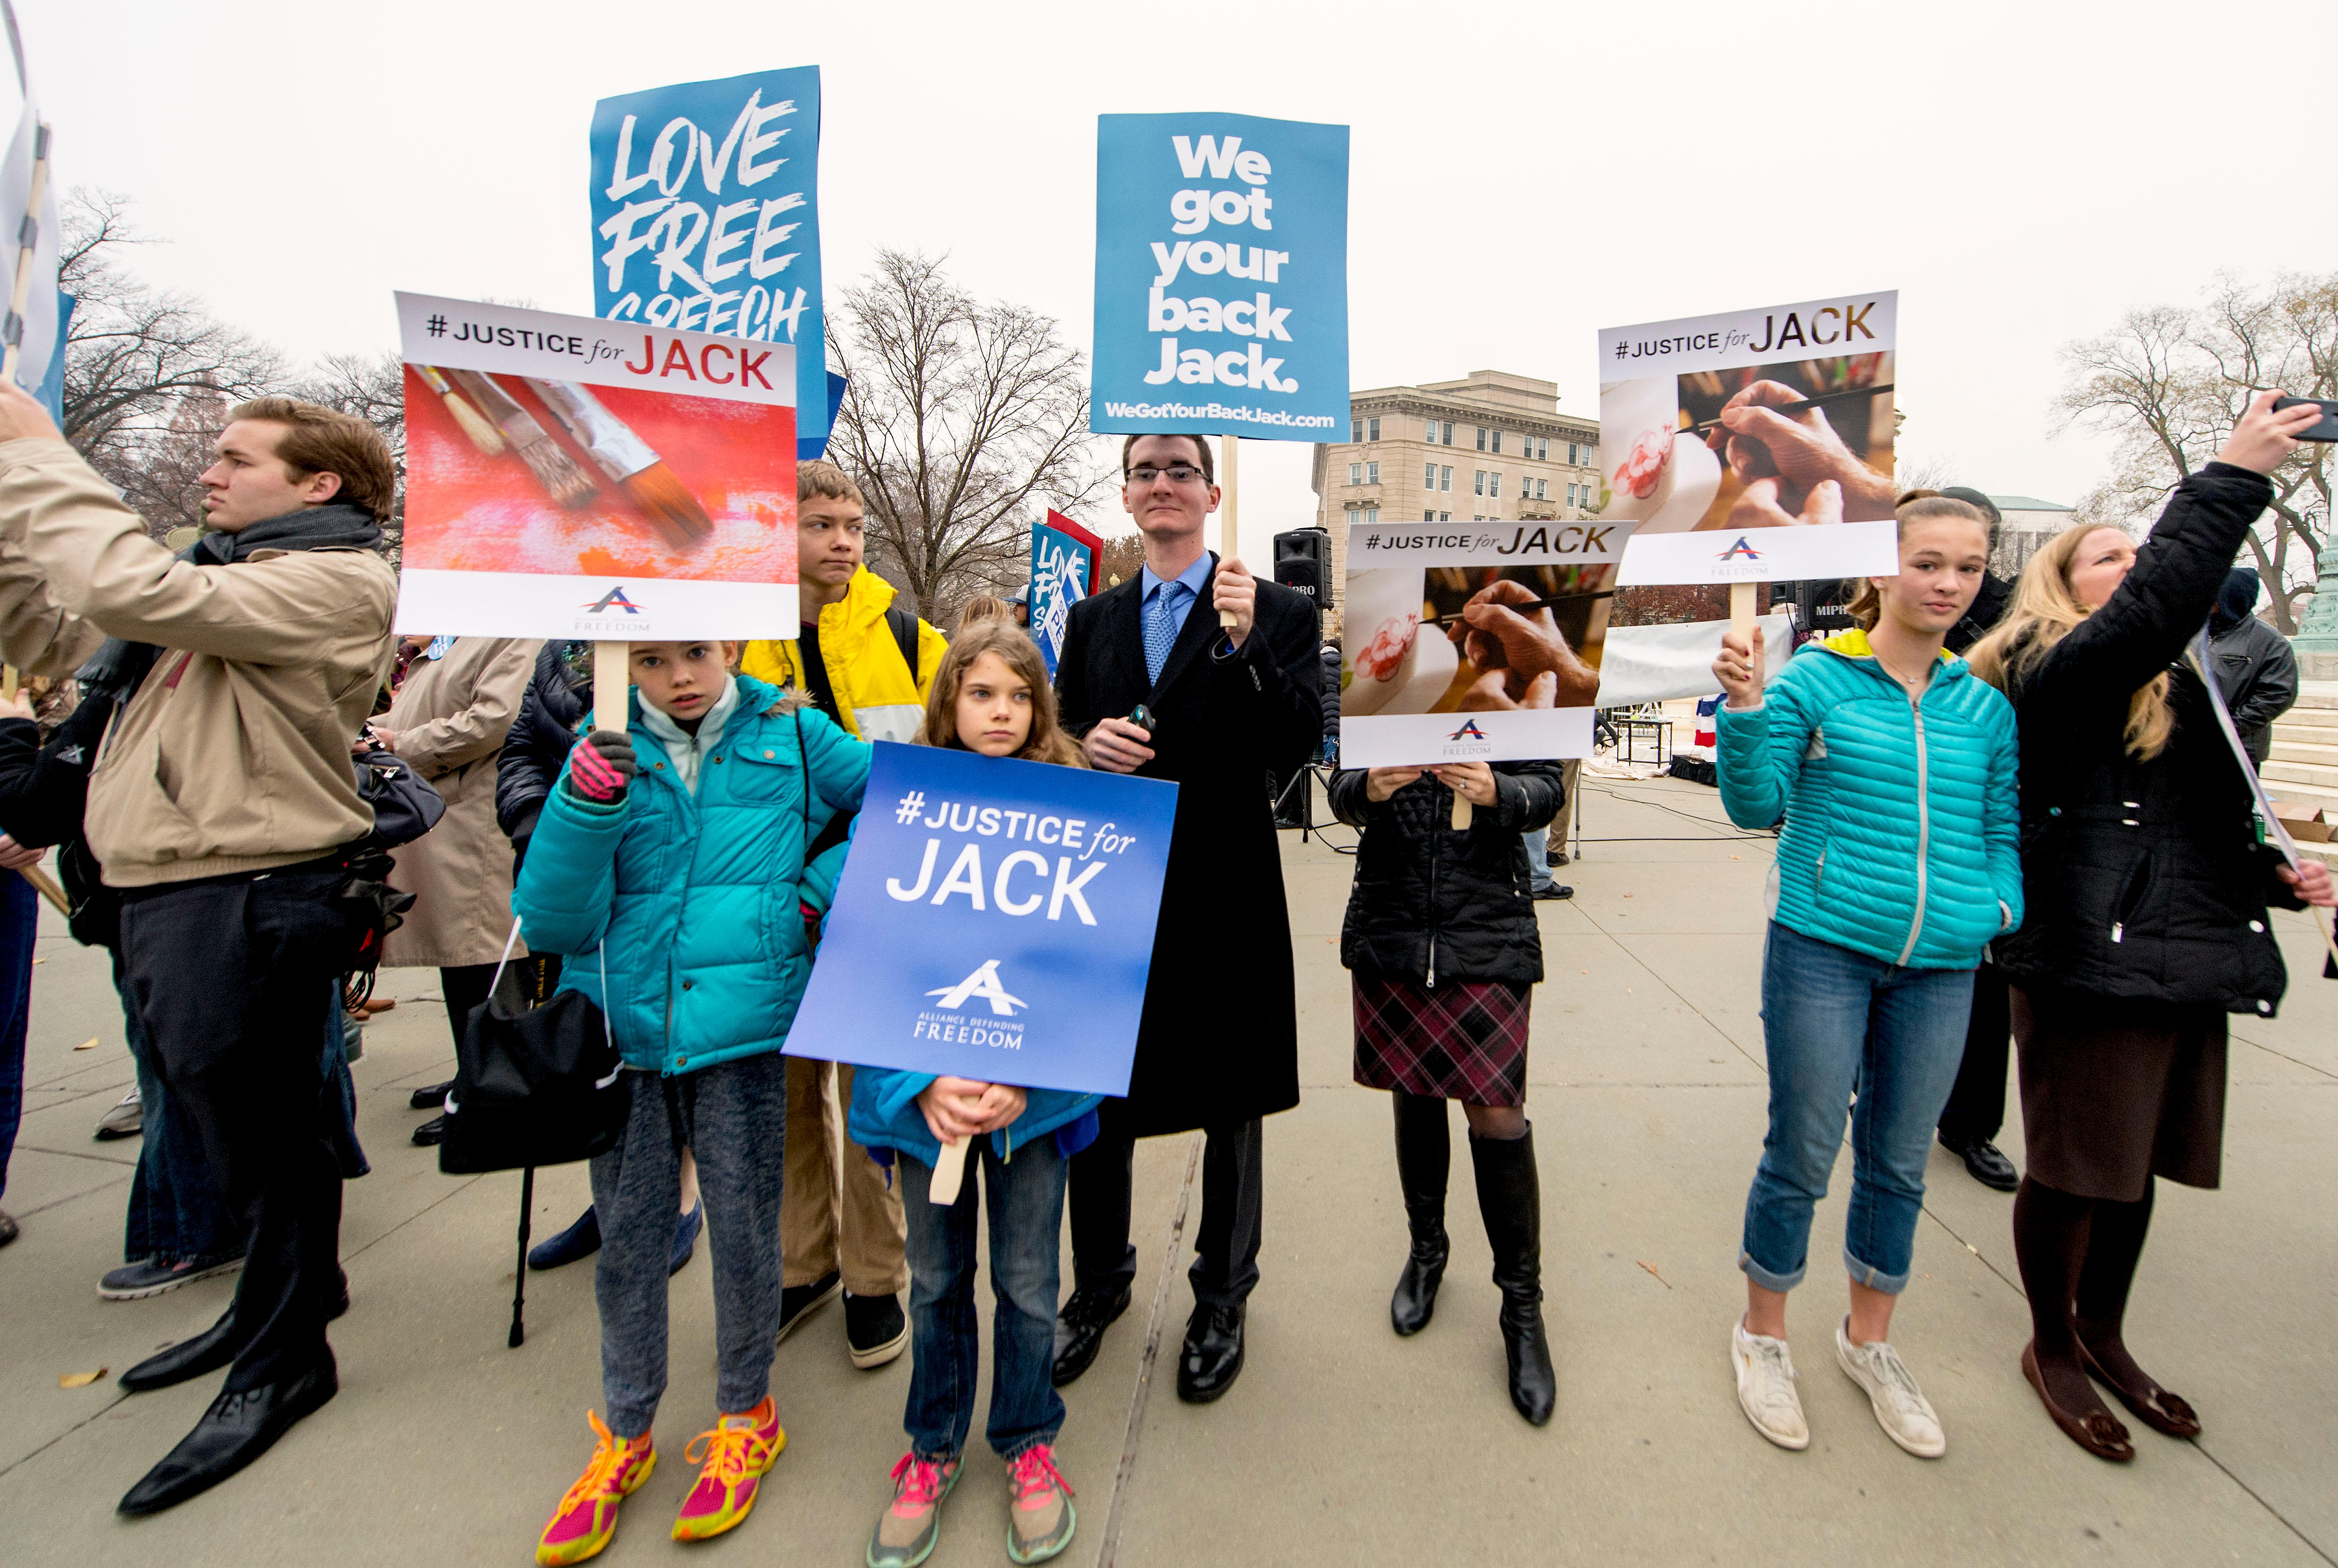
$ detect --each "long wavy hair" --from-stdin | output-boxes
[1965,522,2176,760]
[918,620,1089,768]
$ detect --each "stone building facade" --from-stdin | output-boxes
[1307,369,1601,624]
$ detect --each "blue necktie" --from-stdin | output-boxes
[1143,583,1186,685]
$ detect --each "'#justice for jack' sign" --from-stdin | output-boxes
[785,743,1178,1097]
[1090,111,1350,442]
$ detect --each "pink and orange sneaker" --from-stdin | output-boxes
[537,1411,656,1566]
[1005,1443,1076,1564]
[670,1396,786,1542]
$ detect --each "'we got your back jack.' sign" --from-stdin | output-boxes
[1090,111,1349,441]
[786,743,1178,1097]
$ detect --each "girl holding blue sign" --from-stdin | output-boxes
[851,622,1100,1568]
[516,640,869,1566]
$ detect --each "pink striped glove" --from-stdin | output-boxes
[565,729,638,803]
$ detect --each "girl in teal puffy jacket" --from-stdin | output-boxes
[516,640,869,1563]
[1710,495,2018,1464]
[849,621,1100,1568]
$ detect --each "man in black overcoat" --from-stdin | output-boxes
[1049,432,1322,1403]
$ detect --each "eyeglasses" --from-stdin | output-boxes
[1124,465,1206,486]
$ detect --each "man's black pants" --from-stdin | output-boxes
[120,861,352,1391]
[1938,958,2011,1146]
[1068,1108,1262,1310]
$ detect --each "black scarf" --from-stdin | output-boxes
[78,503,386,702]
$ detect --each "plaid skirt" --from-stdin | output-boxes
[1352,972,1531,1106]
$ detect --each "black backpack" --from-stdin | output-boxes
[438,932,627,1174]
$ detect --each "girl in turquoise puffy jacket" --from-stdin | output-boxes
[1710,494,2019,1465]
[515,640,869,1565]
[850,620,1100,1568]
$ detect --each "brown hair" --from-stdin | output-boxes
[918,620,1088,768]
[957,594,1013,630]
[1967,523,2174,759]
[1845,490,1992,629]
[798,458,865,508]
[227,397,396,518]
[1120,433,1215,483]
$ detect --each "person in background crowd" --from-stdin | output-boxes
[1968,394,2334,1464]
[0,383,397,1514]
[957,594,1013,630]
[1329,748,1566,1424]
[856,621,1099,1568]
[370,635,538,1147]
[1007,586,1031,629]
[2207,566,2298,767]
[1540,758,1583,874]
[0,728,54,1249]
[492,639,705,1278]
[1317,610,1341,766]
[1933,485,2023,1192]
[1713,492,2019,1461]
[1050,433,1322,1404]
[520,639,869,1564]
[742,460,944,1370]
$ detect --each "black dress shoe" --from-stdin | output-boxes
[410,1113,446,1147]
[121,1272,346,1394]
[408,1080,454,1111]
[121,1306,240,1394]
[1176,1303,1246,1403]
[118,1361,337,1516]
[1050,1283,1131,1388]
[1943,1132,2020,1191]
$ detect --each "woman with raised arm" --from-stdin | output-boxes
[1966,391,2334,1463]
[1711,493,2020,1460]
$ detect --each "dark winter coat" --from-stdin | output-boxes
[1318,641,1341,757]
[494,639,589,863]
[1945,572,2012,655]
[2208,614,2298,765]
[1327,761,1565,987]
[1995,463,2302,1017]
[0,693,118,947]
[1055,556,1322,1136]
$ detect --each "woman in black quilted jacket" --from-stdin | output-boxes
[1967,391,2334,1462]
[1328,755,1565,1424]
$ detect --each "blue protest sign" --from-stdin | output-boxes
[590,67,828,442]
[787,743,1178,1096]
[1091,112,1349,441]
[1029,509,1100,677]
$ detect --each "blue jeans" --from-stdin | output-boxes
[0,872,31,1204]
[116,954,240,1266]
[899,1135,1068,1462]
[1741,921,1973,1295]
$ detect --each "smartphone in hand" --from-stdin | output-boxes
[2273,397,2338,442]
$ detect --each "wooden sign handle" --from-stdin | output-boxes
[928,1135,971,1205]
[1451,789,1472,831]
[591,641,630,732]
[1218,433,1239,628]
[1729,580,1756,642]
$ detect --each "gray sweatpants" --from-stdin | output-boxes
[590,1054,787,1438]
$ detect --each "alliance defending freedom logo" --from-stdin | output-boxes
[913,960,1028,1052]
[580,586,646,614]
[1447,719,1488,742]
[1715,537,1763,563]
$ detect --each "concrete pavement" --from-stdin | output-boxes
[2,772,2333,1566]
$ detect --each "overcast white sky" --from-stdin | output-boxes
[24,0,2336,563]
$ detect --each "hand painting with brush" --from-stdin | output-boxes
[394,293,799,642]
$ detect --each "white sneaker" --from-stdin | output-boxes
[1835,1317,1945,1458]
[1732,1318,1809,1450]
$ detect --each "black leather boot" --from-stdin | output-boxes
[1471,1125,1555,1426]
[1390,1093,1450,1337]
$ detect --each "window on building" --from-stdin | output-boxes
[1347,463,1362,485]
[1536,479,1548,499]
[1473,470,1485,495]
[1424,462,1438,489]
[1351,419,1363,443]
[1440,465,1453,492]
[1537,437,1549,461]
[1423,508,1436,521]
[1475,427,1487,451]
[1566,483,1579,506]
[1442,421,1455,445]
[1566,443,1578,465]
[1495,431,1507,455]
[1366,462,1379,484]
[1367,417,1381,442]
[1490,472,1502,499]
[1439,511,1451,522]
[1363,507,1380,524]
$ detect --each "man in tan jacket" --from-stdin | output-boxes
[0,382,397,1516]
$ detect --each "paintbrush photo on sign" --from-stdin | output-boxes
[523,378,714,541]
[394,292,798,642]
[445,368,600,510]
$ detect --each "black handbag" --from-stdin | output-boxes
[439,923,628,1175]
[354,747,447,848]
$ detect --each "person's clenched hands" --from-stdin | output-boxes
[1707,379,1895,521]
[1451,579,1599,707]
